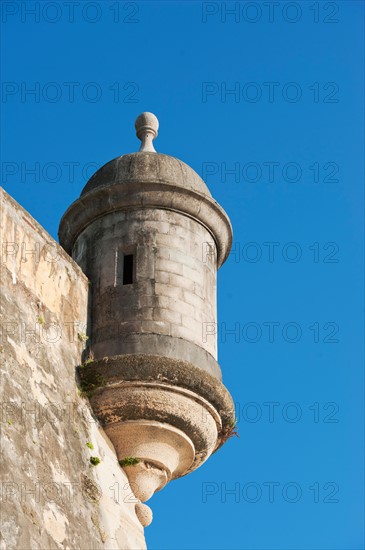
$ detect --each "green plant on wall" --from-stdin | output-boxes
[77,370,106,399]
[118,457,140,467]
[80,349,95,369]
[220,418,239,445]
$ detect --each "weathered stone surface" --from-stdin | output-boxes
[71,208,220,362]
[80,152,212,198]
[88,383,219,463]
[135,503,153,527]
[59,181,232,268]
[76,351,235,501]
[77,354,235,437]
[0,188,146,550]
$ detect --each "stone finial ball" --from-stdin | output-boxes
[135,112,159,140]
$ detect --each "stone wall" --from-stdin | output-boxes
[0,187,146,549]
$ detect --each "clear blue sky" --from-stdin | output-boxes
[1,1,364,548]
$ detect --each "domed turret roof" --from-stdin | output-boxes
[80,152,212,197]
[59,112,232,266]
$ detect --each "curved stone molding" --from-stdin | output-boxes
[59,181,232,268]
[88,382,220,462]
[108,421,196,501]
[89,334,222,381]
[135,502,153,527]
[78,354,235,434]
[77,354,235,501]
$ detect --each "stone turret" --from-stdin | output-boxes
[59,113,235,516]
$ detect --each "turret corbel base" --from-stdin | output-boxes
[77,354,235,503]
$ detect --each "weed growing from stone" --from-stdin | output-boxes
[77,370,106,398]
[80,349,95,368]
[119,457,140,467]
[220,418,239,445]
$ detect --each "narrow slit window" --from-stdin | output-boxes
[123,254,134,285]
